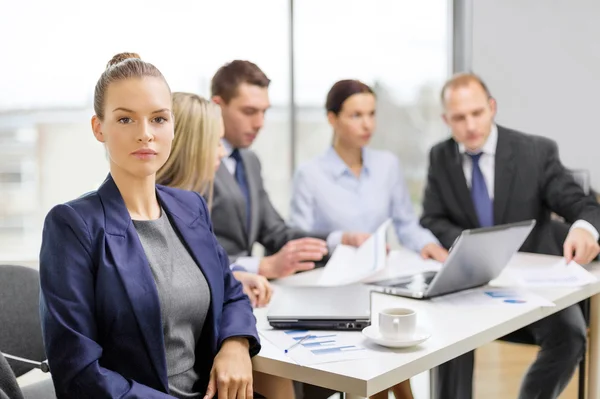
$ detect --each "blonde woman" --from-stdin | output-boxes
[158,93,272,308]
[40,53,257,399]
[157,92,295,399]
[157,93,222,209]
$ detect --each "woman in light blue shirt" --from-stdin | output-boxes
[289,79,448,399]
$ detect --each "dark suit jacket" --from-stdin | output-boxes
[212,149,326,261]
[420,125,600,255]
[39,175,260,399]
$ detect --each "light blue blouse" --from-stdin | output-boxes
[289,147,439,253]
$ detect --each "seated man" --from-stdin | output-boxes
[210,60,364,399]
[421,72,600,399]
[210,60,364,279]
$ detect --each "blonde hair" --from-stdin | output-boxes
[157,92,223,209]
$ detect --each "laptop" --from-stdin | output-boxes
[267,284,372,331]
[367,220,536,299]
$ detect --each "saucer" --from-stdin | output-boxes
[362,325,431,348]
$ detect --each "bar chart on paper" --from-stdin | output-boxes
[259,329,372,365]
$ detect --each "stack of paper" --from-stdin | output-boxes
[509,259,597,287]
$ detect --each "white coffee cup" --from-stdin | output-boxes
[378,307,416,341]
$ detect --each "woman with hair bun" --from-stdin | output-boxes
[39,52,259,399]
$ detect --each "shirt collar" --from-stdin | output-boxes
[458,124,498,155]
[323,146,371,178]
[221,138,235,158]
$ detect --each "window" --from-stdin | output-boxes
[1,0,451,258]
[293,0,451,206]
[0,0,290,257]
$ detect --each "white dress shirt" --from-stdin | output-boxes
[459,125,599,241]
[458,125,498,197]
[221,139,237,175]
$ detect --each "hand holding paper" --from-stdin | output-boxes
[318,219,391,286]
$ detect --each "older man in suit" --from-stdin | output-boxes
[420,73,600,399]
[210,60,364,280]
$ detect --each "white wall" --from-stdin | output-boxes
[472,0,600,188]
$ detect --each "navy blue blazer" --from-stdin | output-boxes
[39,175,260,398]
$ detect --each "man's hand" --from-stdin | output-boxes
[564,227,600,265]
[420,243,448,262]
[259,238,328,279]
[232,271,273,308]
[341,232,371,247]
[204,338,252,399]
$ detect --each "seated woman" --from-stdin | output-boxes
[157,92,294,398]
[157,92,273,309]
[289,79,448,399]
[39,53,258,399]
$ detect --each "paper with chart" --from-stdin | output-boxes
[259,329,376,365]
[509,259,597,287]
[318,219,391,286]
[431,287,555,308]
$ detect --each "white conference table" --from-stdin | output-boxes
[252,252,600,398]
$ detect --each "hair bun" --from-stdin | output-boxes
[106,52,141,69]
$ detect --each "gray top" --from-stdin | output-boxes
[133,210,211,399]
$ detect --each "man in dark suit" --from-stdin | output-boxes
[421,73,600,399]
[210,60,364,280]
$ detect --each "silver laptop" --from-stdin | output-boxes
[367,220,536,299]
[267,284,372,330]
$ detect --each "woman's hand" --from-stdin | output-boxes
[204,338,253,399]
[233,271,273,308]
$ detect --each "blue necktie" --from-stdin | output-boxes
[469,153,494,227]
[230,149,251,232]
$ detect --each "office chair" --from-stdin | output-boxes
[0,350,23,399]
[0,350,54,399]
[0,264,55,399]
[0,265,46,377]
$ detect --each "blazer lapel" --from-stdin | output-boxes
[447,142,480,227]
[216,164,249,239]
[241,151,261,246]
[97,175,168,392]
[493,127,516,224]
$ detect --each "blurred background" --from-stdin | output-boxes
[1,0,599,268]
[0,0,451,259]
